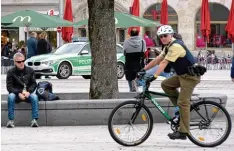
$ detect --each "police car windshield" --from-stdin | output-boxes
[53,43,83,54]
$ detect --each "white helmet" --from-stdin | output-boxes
[157,25,174,36]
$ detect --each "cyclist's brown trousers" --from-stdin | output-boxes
[161,74,201,134]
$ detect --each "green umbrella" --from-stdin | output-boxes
[74,19,88,28]
[1,10,73,27]
[74,11,161,28]
[1,23,12,26]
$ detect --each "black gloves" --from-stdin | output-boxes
[146,75,157,83]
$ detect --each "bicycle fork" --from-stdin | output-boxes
[129,99,145,125]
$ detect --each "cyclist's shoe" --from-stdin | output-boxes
[168,131,187,140]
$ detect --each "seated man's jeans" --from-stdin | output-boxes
[7,93,39,120]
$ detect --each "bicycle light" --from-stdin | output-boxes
[137,86,144,93]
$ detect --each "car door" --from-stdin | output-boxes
[116,45,125,63]
[76,44,91,75]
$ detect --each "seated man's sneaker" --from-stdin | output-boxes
[6,120,15,128]
[31,119,39,127]
[168,131,187,140]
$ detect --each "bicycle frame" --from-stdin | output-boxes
[138,88,220,127]
[141,90,173,122]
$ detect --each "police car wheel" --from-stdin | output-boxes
[117,62,124,79]
[56,62,72,79]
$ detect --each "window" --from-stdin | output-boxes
[143,3,178,47]
[1,27,19,46]
[78,28,87,37]
[54,43,83,54]
[119,29,125,43]
[116,45,124,54]
[80,44,91,55]
[196,3,231,48]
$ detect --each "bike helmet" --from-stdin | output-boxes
[157,25,174,36]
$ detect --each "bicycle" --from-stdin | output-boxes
[108,72,232,147]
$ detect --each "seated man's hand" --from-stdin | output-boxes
[18,93,26,100]
[22,91,30,98]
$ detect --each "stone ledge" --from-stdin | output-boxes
[1,92,227,101]
[1,92,164,101]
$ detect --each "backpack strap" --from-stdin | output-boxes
[140,40,145,68]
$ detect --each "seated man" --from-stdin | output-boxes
[6,52,39,128]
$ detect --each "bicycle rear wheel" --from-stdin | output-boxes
[188,101,232,147]
[108,100,153,146]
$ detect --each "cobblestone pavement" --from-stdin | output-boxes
[1,123,234,151]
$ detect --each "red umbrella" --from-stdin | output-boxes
[200,0,211,43]
[128,0,140,34]
[62,0,73,42]
[160,0,168,25]
[225,0,234,42]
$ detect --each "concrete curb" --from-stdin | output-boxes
[1,92,164,101]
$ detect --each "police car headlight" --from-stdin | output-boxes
[41,60,56,66]
[137,86,144,93]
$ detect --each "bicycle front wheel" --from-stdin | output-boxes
[108,100,153,146]
[188,101,232,147]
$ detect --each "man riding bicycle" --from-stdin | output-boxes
[143,25,201,140]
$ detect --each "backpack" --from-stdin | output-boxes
[165,40,206,76]
[36,81,60,101]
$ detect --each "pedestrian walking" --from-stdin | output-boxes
[27,32,38,59]
[123,28,146,92]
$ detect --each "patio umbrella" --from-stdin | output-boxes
[128,0,140,33]
[1,10,73,27]
[225,0,234,54]
[74,12,161,28]
[62,0,73,42]
[160,0,168,25]
[200,0,211,49]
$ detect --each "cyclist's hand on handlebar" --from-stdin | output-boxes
[137,69,146,79]
[146,75,158,83]
[140,68,146,72]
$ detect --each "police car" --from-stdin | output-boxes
[25,41,125,79]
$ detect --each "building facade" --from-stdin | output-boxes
[1,0,232,51]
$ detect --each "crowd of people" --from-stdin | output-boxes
[1,31,52,61]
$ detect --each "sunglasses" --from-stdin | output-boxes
[15,60,25,63]
[159,34,168,39]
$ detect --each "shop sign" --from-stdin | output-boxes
[13,16,31,22]
[47,9,54,16]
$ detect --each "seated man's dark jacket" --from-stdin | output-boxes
[6,66,37,95]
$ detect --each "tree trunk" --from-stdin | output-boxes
[88,0,118,99]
